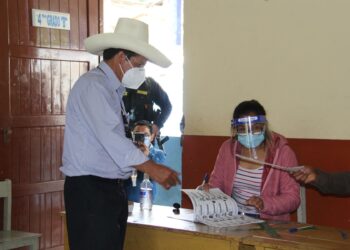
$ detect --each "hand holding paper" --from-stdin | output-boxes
[291,166,317,184]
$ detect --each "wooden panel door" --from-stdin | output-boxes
[0,0,102,249]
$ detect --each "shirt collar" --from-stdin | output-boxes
[98,61,125,94]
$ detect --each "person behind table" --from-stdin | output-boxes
[126,120,166,202]
[292,166,350,195]
[123,77,172,140]
[208,99,300,221]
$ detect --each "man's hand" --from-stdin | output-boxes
[135,141,150,157]
[246,196,264,211]
[135,160,180,189]
[292,166,317,184]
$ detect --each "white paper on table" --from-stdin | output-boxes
[174,188,264,228]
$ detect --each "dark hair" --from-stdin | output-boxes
[233,99,266,120]
[132,120,153,134]
[103,48,138,61]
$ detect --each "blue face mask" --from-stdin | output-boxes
[237,132,265,149]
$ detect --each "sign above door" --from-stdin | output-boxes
[32,9,70,30]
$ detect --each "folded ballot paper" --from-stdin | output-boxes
[170,188,263,228]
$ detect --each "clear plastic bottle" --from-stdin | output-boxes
[140,173,153,211]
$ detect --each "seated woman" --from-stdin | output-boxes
[209,100,300,221]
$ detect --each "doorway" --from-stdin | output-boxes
[103,0,183,205]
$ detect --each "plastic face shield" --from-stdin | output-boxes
[231,115,267,159]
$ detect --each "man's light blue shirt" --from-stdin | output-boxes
[60,61,148,179]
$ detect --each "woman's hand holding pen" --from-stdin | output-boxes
[196,173,210,191]
[196,183,210,191]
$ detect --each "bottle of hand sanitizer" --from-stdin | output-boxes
[140,173,153,211]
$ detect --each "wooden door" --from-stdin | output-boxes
[0,0,101,249]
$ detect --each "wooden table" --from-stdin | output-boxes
[125,204,253,250]
[62,204,350,250]
[241,223,350,250]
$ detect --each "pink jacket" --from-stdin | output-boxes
[209,132,300,221]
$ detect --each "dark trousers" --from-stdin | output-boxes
[64,175,128,250]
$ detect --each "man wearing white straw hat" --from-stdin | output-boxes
[60,18,180,250]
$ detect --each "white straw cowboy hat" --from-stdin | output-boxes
[84,18,171,68]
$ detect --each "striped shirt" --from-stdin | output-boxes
[232,165,264,214]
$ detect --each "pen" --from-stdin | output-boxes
[201,173,209,186]
[259,222,280,238]
[289,225,316,233]
[339,230,348,240]
[196,173,209,190]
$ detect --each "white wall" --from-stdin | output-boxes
[184,0,350,139]
[104,0,183,136]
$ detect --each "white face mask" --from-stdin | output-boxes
[144,136,151,147]
[119,58,145,89]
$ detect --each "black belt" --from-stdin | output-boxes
[67,175,125,185]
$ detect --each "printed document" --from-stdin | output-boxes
[179,188,264,227]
